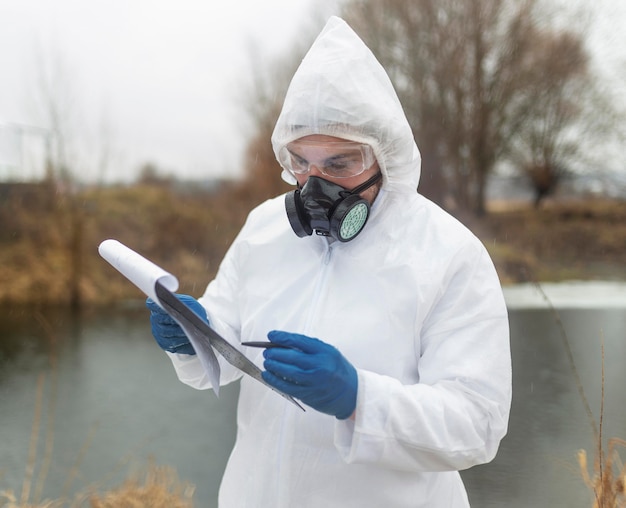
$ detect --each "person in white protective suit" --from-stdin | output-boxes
[146,16,511,508]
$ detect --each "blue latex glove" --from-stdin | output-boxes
[145,295,208,355]
[261,330,358,420]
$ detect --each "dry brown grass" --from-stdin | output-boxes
[464,198,626,284]
[2,182,624,305]
[0,463,195,508]
[83,463,194,508]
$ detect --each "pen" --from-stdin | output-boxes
[241,341,291,349]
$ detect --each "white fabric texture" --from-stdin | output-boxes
[168,16,511,508]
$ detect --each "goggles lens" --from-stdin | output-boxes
[279,141,375,179]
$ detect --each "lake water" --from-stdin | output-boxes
[1,282,625,507]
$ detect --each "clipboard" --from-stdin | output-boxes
[98,239,304,411]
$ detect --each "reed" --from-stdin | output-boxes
[576,338,626,507]
[578,438,626,508]
[536,283,626,507]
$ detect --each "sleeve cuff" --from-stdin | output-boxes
[166,351,213,389]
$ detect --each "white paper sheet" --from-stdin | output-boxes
[98,239,221,394]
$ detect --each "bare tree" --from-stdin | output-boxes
[30,47,81,186]
[234,23,322,205]
[342,0,610,215]
[30,47,85,309]
[507,31,621,206]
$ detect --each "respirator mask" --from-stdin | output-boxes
[279,139,382,242]
[285,172,382,242]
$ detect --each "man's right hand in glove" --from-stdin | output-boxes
[145,294,208,355]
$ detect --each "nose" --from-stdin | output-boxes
[297,164,323,187]
[307,164,324,177]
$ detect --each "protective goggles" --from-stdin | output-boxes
[278,140,376,179]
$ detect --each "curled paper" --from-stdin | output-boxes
[98,239,178,304]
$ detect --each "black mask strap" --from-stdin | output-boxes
[343,171,383,196]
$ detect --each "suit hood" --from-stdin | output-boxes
[271,16,421,194]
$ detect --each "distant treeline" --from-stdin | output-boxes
[2,180,625,306]
[0,180,261,306]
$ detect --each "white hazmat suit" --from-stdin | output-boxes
[168,16,511,508]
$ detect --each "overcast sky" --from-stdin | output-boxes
[0,0,624,183]
[0,0,339,182]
